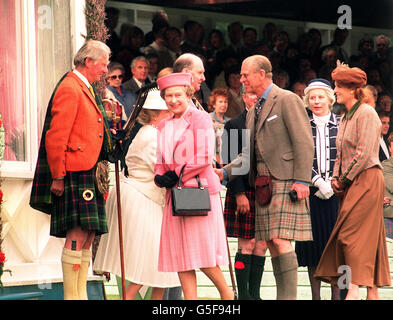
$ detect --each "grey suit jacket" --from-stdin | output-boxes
[122,77,151,95]
[224,84,314,186]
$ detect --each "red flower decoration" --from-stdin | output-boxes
[0,189,3,204]
[0,252,5,264]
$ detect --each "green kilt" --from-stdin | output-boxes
[255,178,312,242]
[50,168,108,238]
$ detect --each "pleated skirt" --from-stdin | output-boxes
[93,182,180,288]
[295,187,338,267]
[315,167,391,287]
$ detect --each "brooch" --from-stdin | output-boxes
[82,189,94,201]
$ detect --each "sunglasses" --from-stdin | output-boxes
[108,74,124,80]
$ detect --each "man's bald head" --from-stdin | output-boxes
[173,53,205,92]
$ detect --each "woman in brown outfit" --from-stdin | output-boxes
[314,62,391,300]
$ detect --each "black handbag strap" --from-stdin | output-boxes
[177,164,203,189]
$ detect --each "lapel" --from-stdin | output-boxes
[255,84,278,134]
[68,72,100,114]
[161,107,193,165]
[173,107,192,148]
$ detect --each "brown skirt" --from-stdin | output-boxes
[314,167,391,287]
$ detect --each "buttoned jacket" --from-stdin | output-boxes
[155,106,221,195]
[224,84,314,186]
[333,102,382,182]
[309,111,340,183]
[45,71,106,178]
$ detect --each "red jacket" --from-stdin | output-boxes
[45,71,105,178]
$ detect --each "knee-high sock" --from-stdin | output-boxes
[61,248,82,300]
[78,249,92,300]
[273,251,298,300]
[234,252,253,300]
[249,255,265,300]
[271,255,282,300]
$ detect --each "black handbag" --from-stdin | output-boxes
[171,165,211,216]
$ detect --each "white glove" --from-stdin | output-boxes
[314,177,334,200]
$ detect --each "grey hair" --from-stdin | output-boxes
[303,87,336,109]
[244,55,273,79]
[173,53,201,73]
[130,56,150,69]
[73,40,111,67]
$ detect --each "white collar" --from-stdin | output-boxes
[313,113,331,126]
[133,77,144,88]
[73,69,90,88]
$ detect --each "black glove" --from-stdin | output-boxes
[154,171,179,188]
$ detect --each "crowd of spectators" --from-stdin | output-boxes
[105,7,393,119]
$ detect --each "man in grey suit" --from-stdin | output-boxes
[216,55,314,299]
[122,56,151,94]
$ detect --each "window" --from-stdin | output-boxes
[0,0,72,178]
[0,0,26,162]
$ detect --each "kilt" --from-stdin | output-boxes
[224,188,256,239]
[255,178,312,242]
[51,169,108,238]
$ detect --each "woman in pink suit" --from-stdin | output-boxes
[154,73,233,300]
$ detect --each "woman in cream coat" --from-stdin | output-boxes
[93,90,180,299]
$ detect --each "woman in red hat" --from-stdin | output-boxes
[314,62,391,299]
[154,73,233,300]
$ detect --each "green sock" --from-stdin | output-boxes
[276,251,298,300]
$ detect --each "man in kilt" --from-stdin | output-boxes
[217,55,314,300]
[222,85,267,300]
[30,40,113,300]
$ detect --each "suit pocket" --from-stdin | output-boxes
[282,151,294,161]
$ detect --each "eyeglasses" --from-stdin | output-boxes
[108,74,124,80]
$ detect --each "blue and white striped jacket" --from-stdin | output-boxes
[308,110,341,184]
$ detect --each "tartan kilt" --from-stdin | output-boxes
[50,169,108,238]
[255,178,312,241]
[224,188,256,239]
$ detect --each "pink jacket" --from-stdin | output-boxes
[155,106,221,194]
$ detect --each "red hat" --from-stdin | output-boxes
[157,73,192,90]
[331,60,367,88]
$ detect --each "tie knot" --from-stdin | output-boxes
[89,85,95,98]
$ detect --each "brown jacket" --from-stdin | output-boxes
[224,84,314,185]
[333,102,382,182]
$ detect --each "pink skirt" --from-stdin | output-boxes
[158,191,229,272]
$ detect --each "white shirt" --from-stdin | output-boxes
[380,137,390,160]
[73,69,90,89]
[313,113,331,178]
[133,77,144,89]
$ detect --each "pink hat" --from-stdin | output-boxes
[157,73,192,90]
